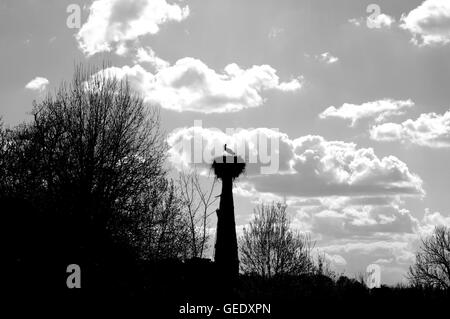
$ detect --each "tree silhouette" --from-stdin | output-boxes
[2,64,183,291]
[178,169,218,258]
[239,202,314,278]
[408,226,450,289]
[30,65,166,216]
[2,65,449,306]
[123,178,194,261]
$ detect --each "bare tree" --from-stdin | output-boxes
[0,117,6,192]
[30,64,167,215]
[123,178,193,261]
[239,202,314,278]
[0,119,43,198]
[408,226,450,289]
[315,252,338,280]
[178,169,218,258]
[3,64,195,262]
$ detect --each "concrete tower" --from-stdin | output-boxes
[212,151,245,280]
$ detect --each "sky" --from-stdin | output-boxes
[1,0,450,285]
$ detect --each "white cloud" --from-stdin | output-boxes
[303,203,449,274]
[370,110,450,148]
[310,205,419,239]
[288,194,418,239]
[115,42,129,56]
[76,0,189,56]
[422,209,450,226]
[319,99,414,126]
[367,13,396,29]
[101,59,302,113]
[400,0,450,46]
[316,52,339,64]
[373,258,394,264]
[326,253,347,266]
[348,18,363,27]
[313,251,347,267]
[167,124,445,282]
[417,209,450,235]
[349,13,395,29]
[297,203,449,279]
[168,127,424,198]
[25,77,49,92]
[322,240,416,265]
[135,47,170,70]
[167,126,293,174]
[249,134,423,197]
[168,125,426,279]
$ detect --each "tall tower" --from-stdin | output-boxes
[212,153,245,280]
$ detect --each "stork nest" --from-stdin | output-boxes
[212,155,246,179]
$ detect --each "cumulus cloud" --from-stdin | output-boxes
[373,258,394,264]
[168,127,424,198]
[134,47,170,70]
[312,251,347,267]
[321,240,415,265]
[370,110,450,148]
[298,197,449,260]
[101,59,302,113]
[367,13,396,29]
[168,125,426,279]
[349,13,395,29]
[319,99,414,126]
[76,0,189,55]
[316,52,339,64]
[417,209,450,235]
[348,18,363,27]
[167,126,434,279]
[167,125,444,282]
[300,196,448,233]
[25,76,49,92]
[310,206,419,239]
[316,237,416,285]
[249,135,424,197]
[326,253,347,266]
[303,204,449,274]
[400,0,450,46]
[167,125,292,175]
[292,200,449,282]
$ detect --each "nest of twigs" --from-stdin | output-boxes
[211,155,246,179]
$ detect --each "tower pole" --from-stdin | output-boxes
[214,175,239,279]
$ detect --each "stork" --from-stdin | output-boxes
[224,144,236,156]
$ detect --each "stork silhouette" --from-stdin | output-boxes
[224,144,236,156]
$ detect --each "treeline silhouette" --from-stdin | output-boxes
[2,65,200,298]
[1,65,448,313]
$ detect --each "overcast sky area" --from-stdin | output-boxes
[1,0,450,285]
